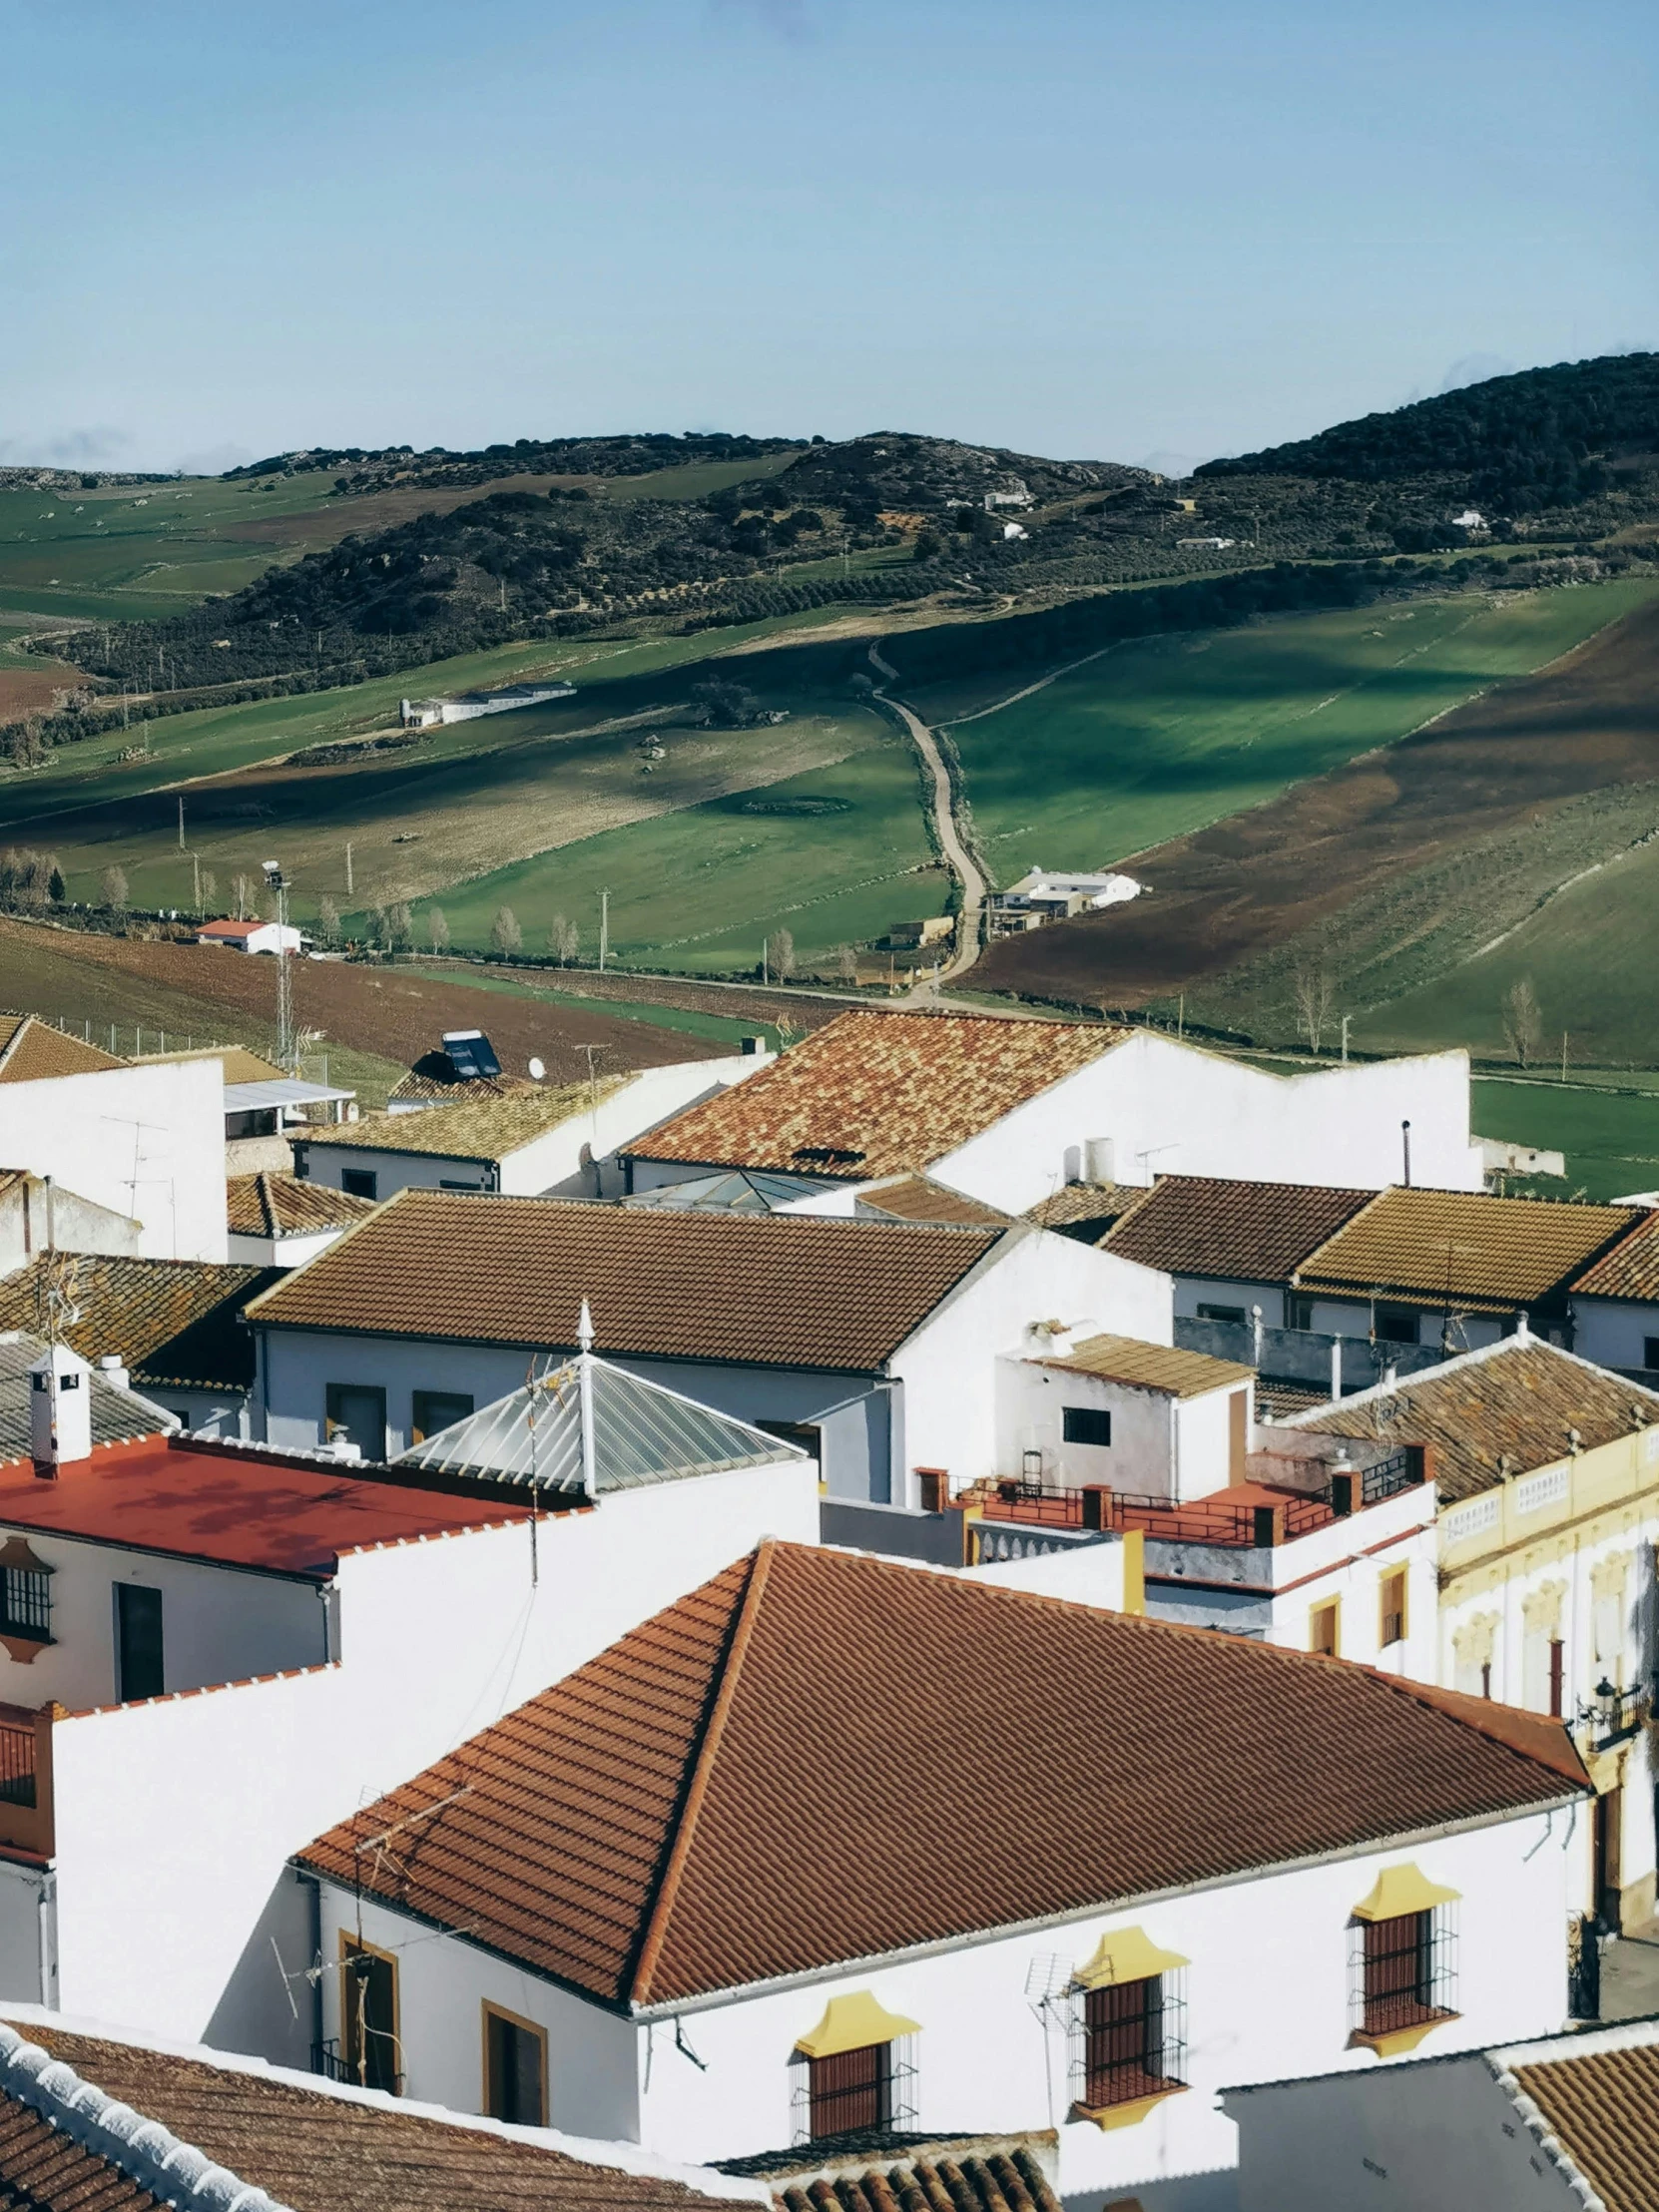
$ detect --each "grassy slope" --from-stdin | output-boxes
[1470,1078,1659,1202]
[925,584,1654,885]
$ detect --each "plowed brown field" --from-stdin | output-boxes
[972,594,1659,1010]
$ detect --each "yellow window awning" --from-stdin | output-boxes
[1073,1927,1190,1990]
[1351,1864,1461,1924]
[794,1991,921,2059]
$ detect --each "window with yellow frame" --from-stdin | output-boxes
[1310,1597,1341,1658]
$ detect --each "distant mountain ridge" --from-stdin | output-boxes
[1197,351,1659,510]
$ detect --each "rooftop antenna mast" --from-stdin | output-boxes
[263,858,295,1072]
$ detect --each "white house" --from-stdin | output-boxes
[622,1012,1484,1216]
[1286,1330,1659,1934]
[1568,1204,1659,1374]
[245,1193,1171,1500]
[290,1540,1590,2210]
[0,1056,227,1263]
[0,1346,817,2047]
[1223,2015,1657,2212]
[196,919,302,955]
[0,1169,141,1277]
[399,680,576,729]
[0,2006,767,2212]
[987,869,1143,935]
[295,1051,774,1204]
[225,1172,377,1269]
[995,1330,1255,1502]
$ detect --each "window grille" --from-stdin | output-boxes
[1067,1971,1188,2114]
[0,1565,52,1643]
[1350,1906,1457,2042]
[789,2036,916,2145]
[1062,1406,1112,1448]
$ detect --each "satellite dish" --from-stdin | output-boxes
[527,1057,546,1081]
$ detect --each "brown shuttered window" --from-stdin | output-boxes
[808,2040,890,2139]
[1082,1975,1186,2108]
[1360,1910,1454,2036]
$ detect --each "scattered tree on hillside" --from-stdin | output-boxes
[0,848,58,908]
[200,867,217,912]
[386,901,413,955]
[232,873,258,921]
[766,926,796,983]
[836,943,859,984]
[427,906,450,953]
[491,905,522,955]
[548,913,580,965]
[47,867,65,903]
[1292,963,1336,1054]
[1500,976,1544,1067]
[315,895,340,948]
[101,865,129,913]
[6,724,44,770]
[365,906,386,949]
[688,678,765,729]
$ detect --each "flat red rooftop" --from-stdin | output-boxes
[0,1436,531,1578]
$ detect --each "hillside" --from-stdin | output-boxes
[1197,350,1659,511]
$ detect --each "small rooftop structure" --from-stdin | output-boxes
[394,1338,811,1496]
[226,1171,376,1267]
[1027,1329,1254,1397]
[621,1168,831,1215]
[0,1331,172,1464]
[0,2008,759,2212]
[0,1014,120,1085]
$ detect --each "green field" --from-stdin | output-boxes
[1471,1078,1659,1201]
[400,965,798,1052]
[918,583,1655,881]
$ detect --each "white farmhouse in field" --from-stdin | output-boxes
[621,1011,1484,1214]
[987,867,1142,933]
[195,918,301,955]
[399,680,576,728]
[245,1194,1170,1499]
[290,1540,1590,2209]
[0,1342,815,2043]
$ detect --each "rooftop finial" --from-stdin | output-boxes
[577,1298,595,1355]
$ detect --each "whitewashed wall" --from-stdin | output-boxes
[1262,1486,1439,1682]
[11,1455,818,2046]
[226,1227,347,1270]
[0,1180,141,1277]
[0,1529,325,1712]
[306,1804,1579,2210]
[996,1358,1178,1497]
[890,1235,1172,1506]
[930,1035,1481,1213]
[960,1533,1136,1611]
[1225,2050,1582,2212]
[1571,1295,1659,1372]
[0,1061,227,1262]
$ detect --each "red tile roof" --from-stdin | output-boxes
[0,1257,278,1390]
[247,1193,1005,1373]
[227,1172,377,1240]
[0,1013,122,1084]
[723,2134,1063,2212]
[0,1435,529,1579]
[623,1011,1122,1181]
[3,2020,752,2212]
[1104,1176,1375,1281]
[297,1541,1587,2011]
[1571,1208,1659,1303]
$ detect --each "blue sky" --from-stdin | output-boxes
[1,0,1653,472]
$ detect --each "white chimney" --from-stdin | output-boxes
[30,1343,92,1478]
[95,1352,130,1392]
[1082,1138,1115,1188]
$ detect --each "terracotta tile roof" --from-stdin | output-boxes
[623,1012,1123,1181]
[0,1256,277,1391]
[388,1047,540,1105]
[720,2133,1063,2212]
[853,1174,1011,1228]
[1508,2030,1659,2212]
[3,2018,754,2212]
[227,1172,377,1239]
[0,2089,160,2211]
[295,1540,1587,2012]
[1571,1208,1659,1303]
[1025,1182,1143,1239]
[1293,1188,1639,1314]
[1289,1336,1659,1504]
[1104,1176,1375,1282]
[134,1045,285,1084]
[248,1193,1004,1373]
[300,1081,621,1160]
[0,1013,122,1084]
[1035,1332,1254,1396]
[0,1433,529,1575]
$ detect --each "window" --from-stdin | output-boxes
[483,2004,546,2126]
[1196,1303,1247,1326]
[1379,1569,1407,1650]
[791,1994,918,2145]
[0,1542,53,1646]
[1549,1639,1564,1720]
[1062,1406,1112,1448]
[411,1389,473,1444]
[1311,1598,1341,1658]
[1066,1931,1188,2121]
[340,1168,378,1201]
[1375,1307,1420,1346]
[116,1584,164,1701]
[1287,1296,1315,1333]
[325,1383,386,1460]
[1349,1869,1458,2052]
[341,1937,400,2093]
[1645,1337,1659,1371]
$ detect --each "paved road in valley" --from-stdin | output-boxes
[867,641,986,990]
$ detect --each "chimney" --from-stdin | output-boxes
[95,1352,130,1393]
[29,1343,92,1479]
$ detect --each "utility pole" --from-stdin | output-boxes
[345,843,353,897]
[599,888,609,973]
[1341,1014,1351,1064]
[177,797,185,850]
[1177,992,1185,1040]
[191,852,200,911]
[1561,1031,1569,1083]
[263,859,295,1072]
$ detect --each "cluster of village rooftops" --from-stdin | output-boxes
[0,1000,1654,2212]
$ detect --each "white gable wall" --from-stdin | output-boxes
[0,1061,227,1262]
[929,1034,1480,1213]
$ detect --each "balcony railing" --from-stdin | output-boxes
[0,1719,36,1809]
[1575,1680,1648,1752]
[0,1704,54,1857]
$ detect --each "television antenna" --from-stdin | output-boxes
[262,858,296,1071]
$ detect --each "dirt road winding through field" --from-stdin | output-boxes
[867,640,985,986]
